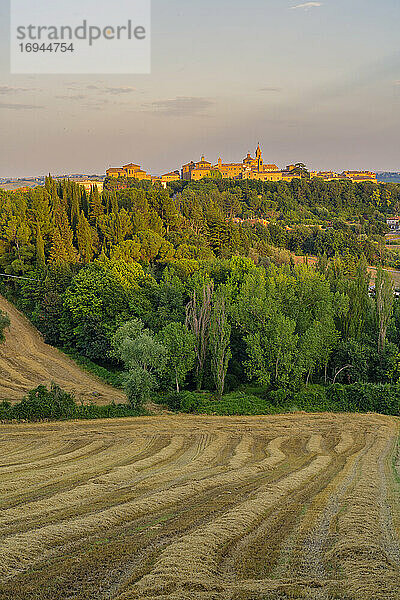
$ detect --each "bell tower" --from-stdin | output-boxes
[256,143,263,171]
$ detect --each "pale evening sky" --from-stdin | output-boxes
[0,0,399,178]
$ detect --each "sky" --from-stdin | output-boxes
[0,0,400,178]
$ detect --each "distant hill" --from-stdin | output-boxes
[377,172,400,183]
[0,180,41,191]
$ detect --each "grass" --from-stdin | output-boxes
[62,349,124,388]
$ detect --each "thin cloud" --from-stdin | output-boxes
[0,85,36,95]
[56,94,86,101]
[144,96,215,117]
[86,85,136,95]
[259,87,282,92]
[0,102,43,110]
[291,2,322,9]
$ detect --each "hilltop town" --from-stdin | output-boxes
[0,144,380,193]
[106,144,378,187]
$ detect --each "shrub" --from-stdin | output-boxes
[195,392,282,416]
[268,388,290,406]
[0,400,12,420]
[0,384,145,422]
[124,367,157,409]
[0,310,10,342]
[291,385,329,412]
[12,383,76,420]
[163,391,202,413]
[326,383,400,415]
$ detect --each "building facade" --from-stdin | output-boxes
[315,170,378,183]
[106,163,152,181]
[78,180,104,193]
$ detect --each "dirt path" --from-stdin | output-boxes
[0,295,124,403]
[0,413,398,600]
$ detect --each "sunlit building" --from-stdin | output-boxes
[106,163,152,181]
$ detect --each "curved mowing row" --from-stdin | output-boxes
[0,413,399,600]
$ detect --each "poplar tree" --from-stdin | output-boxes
[209,297,231,399]
[375,265,394,353]
[185,282,214,389]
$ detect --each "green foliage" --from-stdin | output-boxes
[267,383,400,415]
[61,262,130,360]
[12,383,77,420]
[3,176,400,418]
[124,367,157,409]
[63,349,123,388]
[113,319,168,407]
[0,384,143,422]
[162,390,202,412]
[0,309,10,342]
[326,383,400,415]
[194,392,282,416]
[157,322,196,392]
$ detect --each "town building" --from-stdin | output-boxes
[77,180,104,193]
[161,170,181,184]
[106,163,152,181]
[387,217,400,232]
[342,171,377,183]
[181,156,214,181]
[315,170,377,183]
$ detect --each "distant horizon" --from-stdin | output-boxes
[1,159,399,182]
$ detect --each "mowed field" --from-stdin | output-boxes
[0,295,124,403]
[0,414,399,599]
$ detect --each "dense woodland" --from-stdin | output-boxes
[1,175,400,414]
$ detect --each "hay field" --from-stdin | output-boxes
[0,295,124,403]
[0,413,399,599]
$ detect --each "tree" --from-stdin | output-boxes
[157,322,195,392]
[185,282,214,389]
[235,270,299,387]
[209,297,231,399]
[375,265,394,353]
[76,211,97,263]
[35,224,46,268]
[49,207,78,266]
[124,367,157,408]
[244,311,298,387]
[113,319,168,407]
[88,186,104,225]
[61,263,129,360]
[292,163,310,179]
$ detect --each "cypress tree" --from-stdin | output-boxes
[89,186,104,225]
[35,224,46,268]
[49,207,77,266]
[77,211,95,263]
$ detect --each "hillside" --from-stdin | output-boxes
[0,296,124,403]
